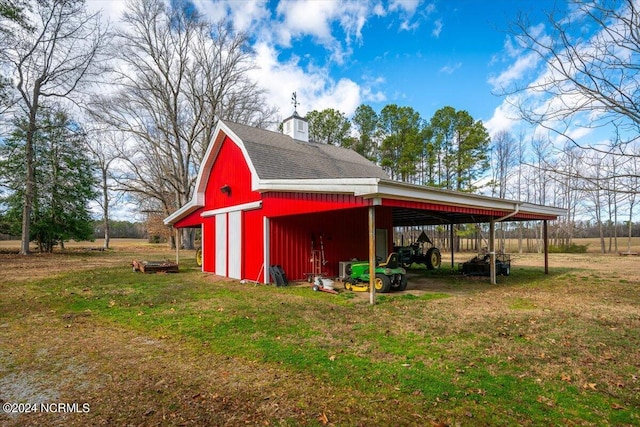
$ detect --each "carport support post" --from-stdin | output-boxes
[450,224,455,269]
[543,220,549,274]
[489,219,496,285]
[175,228,179,265]
[368,205,376,305]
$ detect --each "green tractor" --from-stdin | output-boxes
[344,253,407,293]
[394,230,441,270]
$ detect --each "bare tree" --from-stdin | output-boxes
[91,0,275,249]
[0,0,108,255]
[504,0,640,162]
[622,151,640,253]
[85,127,122,249]
[489,130,519,251]
[582,151,609,253]
[554,143,583,246]
[490,130,518,199]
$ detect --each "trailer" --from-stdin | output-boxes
[460,253,511,277]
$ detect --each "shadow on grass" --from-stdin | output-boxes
[403,263,580,294]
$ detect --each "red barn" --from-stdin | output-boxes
[165,113,564,284]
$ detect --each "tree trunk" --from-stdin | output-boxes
[102,168,110,249]
[181,228,195,250]
[20,108,38,255]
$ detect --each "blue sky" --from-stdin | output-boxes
[90,0,566,137]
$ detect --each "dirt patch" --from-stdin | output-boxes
[0,241,188,285]
[0,313,382,427]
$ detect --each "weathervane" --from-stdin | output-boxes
[291,92,299,112]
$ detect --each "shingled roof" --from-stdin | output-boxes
[222,120,389,180]
[166,119,566,228]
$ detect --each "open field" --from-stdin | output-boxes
[1,239,639,426]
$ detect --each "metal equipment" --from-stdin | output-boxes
[394,231,442,269]
[461,253,511,276]
[311,276,339,294]
[343,252,408,293]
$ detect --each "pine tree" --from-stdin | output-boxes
[426,106,490,191]
[378,104,423,182]
[0,107,97,252]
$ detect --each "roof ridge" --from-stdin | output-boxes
[221,119,390,181]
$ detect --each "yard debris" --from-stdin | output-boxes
[537,395,555,407]
[132,259,179,273]
[318,412,329,425]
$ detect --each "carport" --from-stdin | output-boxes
[262,178,565,304]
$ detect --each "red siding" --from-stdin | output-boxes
[269,206,393,281]
[243,209,265,282]
[203,136,261,210]
[263,192,370,217]
[202,217,215,272]
[173,207,204,228]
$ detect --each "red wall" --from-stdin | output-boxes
[204,137,261,209]
[202,217,215,272]
[173,207,204,228]
[269,206,393,281]
[263,192,369,217]
[243,209,264,282]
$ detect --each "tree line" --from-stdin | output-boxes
[1,0,639,254]
[307,104,490,191]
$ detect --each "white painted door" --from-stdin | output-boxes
[215,214,227,276]
[228,211,242,279]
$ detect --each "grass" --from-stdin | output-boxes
[1,242,640,426]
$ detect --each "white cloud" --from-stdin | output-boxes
[388,0,421,15]
[388,0,423,31]
[86,0,127,24]
[314,79,362,113]
[488,51,539,91]
[373,2,386,16]
[439,61,461,74]
[271,0,374,64]
[191,0,271,32]
[248,42,366,119]
[485,97,521,137]
[361,86,386,103]
[275,0,338,46]
[432,19,443,37]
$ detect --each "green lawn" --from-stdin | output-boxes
[1,249,639,426]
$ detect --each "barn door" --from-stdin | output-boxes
[228,211,242,279]
[214,211,242,279]
[215,214,227,276]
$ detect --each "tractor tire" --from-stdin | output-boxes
[344,281,352,291]
[426,247,442,270]
[195,247,203,267]
[396,275,408,291]
[374,273,391,293]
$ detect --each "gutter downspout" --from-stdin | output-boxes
[495,203,520,223]
[490,204,520,284]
